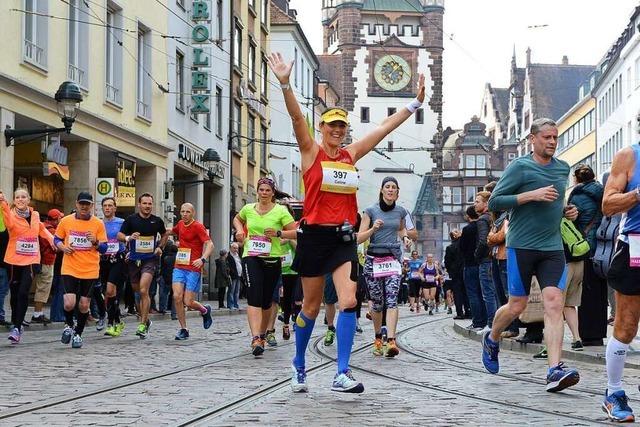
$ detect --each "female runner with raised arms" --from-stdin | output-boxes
[268,52,426,393]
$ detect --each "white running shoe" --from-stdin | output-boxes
[291,364,308,393]
[331,370,364,393]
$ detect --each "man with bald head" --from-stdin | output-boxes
[169,203,214,340]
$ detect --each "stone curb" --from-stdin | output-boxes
[452,320,640,369]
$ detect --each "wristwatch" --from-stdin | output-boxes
[276,230,282,238]
[200,257,207,263]
[280,82,291,90]
[635,186,640,202]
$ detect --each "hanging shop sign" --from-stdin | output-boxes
[42,135,70,180]
[178,143,225,179]
[116,157,136,207]
[191,0,210,114]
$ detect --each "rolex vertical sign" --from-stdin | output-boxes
[116,157,136,207]
[190,0,210,114]
[95,178,115,219]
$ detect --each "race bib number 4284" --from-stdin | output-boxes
[16,237,38,256]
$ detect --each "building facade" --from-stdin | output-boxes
[230,0,271,217]
[555,94,596,194]
[440,118,517,250]
[593,5,640,178]
[268,0,318,201]
[320,0,444,211]
[514,50,594,156]
[1,0,171,220]
[166,0,231,254]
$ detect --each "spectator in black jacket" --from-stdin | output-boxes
[459,206,487,331]
[161,239,178,319]
[226,242,242,310]
[569,164,606,346]
[444,229,469,319]
[474,191,498,330]
[215,250,231,309]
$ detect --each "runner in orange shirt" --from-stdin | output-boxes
[55,192,107,349]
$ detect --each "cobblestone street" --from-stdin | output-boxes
[0,306,633,426]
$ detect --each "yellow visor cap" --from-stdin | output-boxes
[321,108,349,125]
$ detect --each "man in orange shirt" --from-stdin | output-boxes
[55,192,107,349]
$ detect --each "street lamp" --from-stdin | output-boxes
[202,148,222,181]
[4,81,83,146]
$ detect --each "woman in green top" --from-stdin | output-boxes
[233,177,296,356]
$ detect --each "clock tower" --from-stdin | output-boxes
[320,0,444,214]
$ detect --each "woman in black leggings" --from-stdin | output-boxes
[233,178,297,356]
[0,189,53,344]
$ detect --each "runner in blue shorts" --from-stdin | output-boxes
[480,118,581,393]
[169,203,214,340]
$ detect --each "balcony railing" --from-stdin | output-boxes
[137,100,150,119]
[106,83,120,104]
[68,63,86,88]
[24,39,45,68]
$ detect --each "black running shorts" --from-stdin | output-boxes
[63,275,96,298]
[292,223,358,281]
[608,241,640,295]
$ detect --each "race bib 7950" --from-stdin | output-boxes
[248,236,272,257]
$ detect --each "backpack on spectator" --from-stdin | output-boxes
[560,218,591,261]
[592,214,622,279]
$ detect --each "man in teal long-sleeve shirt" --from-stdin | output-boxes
[480,117,581,394]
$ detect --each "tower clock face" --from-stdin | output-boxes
[374,54,412,92]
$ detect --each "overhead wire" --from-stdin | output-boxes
[25,1,446,155]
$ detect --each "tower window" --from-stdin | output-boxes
[387,107,396,116]
[387,141,393,152]
[360,106,369,123]
[415,108,424,124]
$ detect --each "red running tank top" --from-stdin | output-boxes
[302,147,358,225]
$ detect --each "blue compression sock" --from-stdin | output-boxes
[336,311,357,374]
[293,312,315,369]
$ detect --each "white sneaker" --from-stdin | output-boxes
[71,334,83,349]
[291,364,308,393]
[331,370,364,393]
